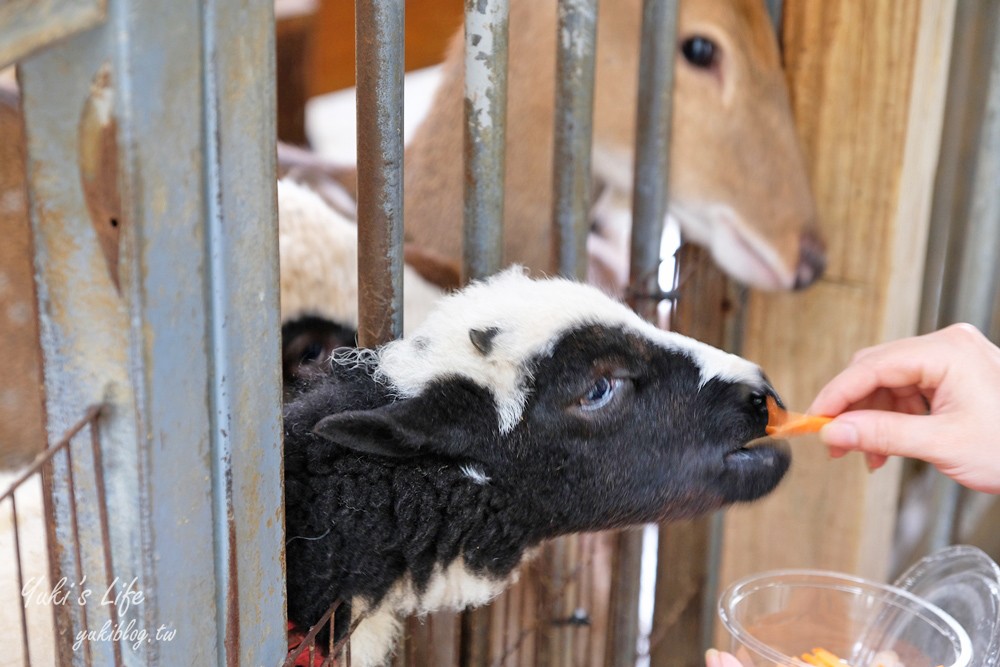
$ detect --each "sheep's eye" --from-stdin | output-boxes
[681,36,717,69]
[301,341,326,364]
[579,377,621,412]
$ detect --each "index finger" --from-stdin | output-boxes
[808,336,948,417]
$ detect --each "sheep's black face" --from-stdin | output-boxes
[282,315,357,396]
[504,325,789,532]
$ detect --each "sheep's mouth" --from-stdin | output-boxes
[719,437,791,502]
[725,437,790,465]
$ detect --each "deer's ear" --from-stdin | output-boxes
[313,379,499,461]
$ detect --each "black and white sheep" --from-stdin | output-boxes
[283,268,791,665]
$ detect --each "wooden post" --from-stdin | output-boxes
[717,0,958,623]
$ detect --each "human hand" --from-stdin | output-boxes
[808,323,1000,494]
[706,648,744,667]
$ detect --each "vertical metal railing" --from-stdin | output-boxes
[553,0,599,279]
[349,0,680,663]
[463,0,510,280]
[0,407,117,667]
[608,2,679,666]
[919,0,1000,557]
[356,0,406,347]
[627,0,679,318]
[10,0,286,662]
[547,3,602,665]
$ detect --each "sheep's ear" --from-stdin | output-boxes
[312,381,494,460]
[312,409,429,458]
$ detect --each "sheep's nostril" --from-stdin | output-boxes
[749,391,769,424]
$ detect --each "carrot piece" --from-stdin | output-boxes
[811,648,845,666]
[764,395,832,437]
[800,648,845,667]
[768,414,833,437]
[766,394,786,429]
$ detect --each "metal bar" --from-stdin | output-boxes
[939,10,1000,333]
[0,406,100,505]
[90,418,123,666]
[459,6,511,659]
[917,1,999,335]
[552,0,599,279]
[0,0,106,68]
[700,511,725,652]
[463,0,510,280]
[202,1,285,664]
[283,600,340,666]
[627,0,679,322]
[18,0,286,660]
[63,443,93,667]
[765,0,784,35]
[356,0,405,346]
[927,1,1000,554]
[11,496,32,667]
[549,4,599,662]
[612,1,679,665]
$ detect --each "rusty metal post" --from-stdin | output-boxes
[545,2,601,665]
[459,2,510,663]
[627,0,679,320]
[609,1,679,666]
[463,0,509,280]
[553,0,599,279]
[355,0,405,347]
[765,0,784,33]
[16,0,285,662]
[0,0,105,67]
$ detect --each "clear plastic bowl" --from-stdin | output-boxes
[718,570,973,667]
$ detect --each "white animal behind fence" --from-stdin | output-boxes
[1,471,55,667]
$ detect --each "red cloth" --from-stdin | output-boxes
[286,621,334,667]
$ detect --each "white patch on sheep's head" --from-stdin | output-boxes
[375,267,761,433]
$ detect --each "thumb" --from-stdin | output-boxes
[819,411,940,464]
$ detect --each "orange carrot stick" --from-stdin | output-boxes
[800,648,844,667]
[765,395,832,437]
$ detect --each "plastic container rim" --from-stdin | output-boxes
[717,568,974,667]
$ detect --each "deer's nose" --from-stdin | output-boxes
[793,229,826,290]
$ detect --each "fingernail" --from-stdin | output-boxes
[705,649,721,667]
[820,421,858,447]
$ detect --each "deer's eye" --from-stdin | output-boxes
[681,36,718,69]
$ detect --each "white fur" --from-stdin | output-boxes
[277,179,444,331]
[590,143,796,291]
[459,464,491,485]
[345,605,401,667]
[349,559,513,666]
[671,201,794,290]
[377,268,762,434]
[0,473,55,667]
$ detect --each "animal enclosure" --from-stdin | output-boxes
[1,0,999,666]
